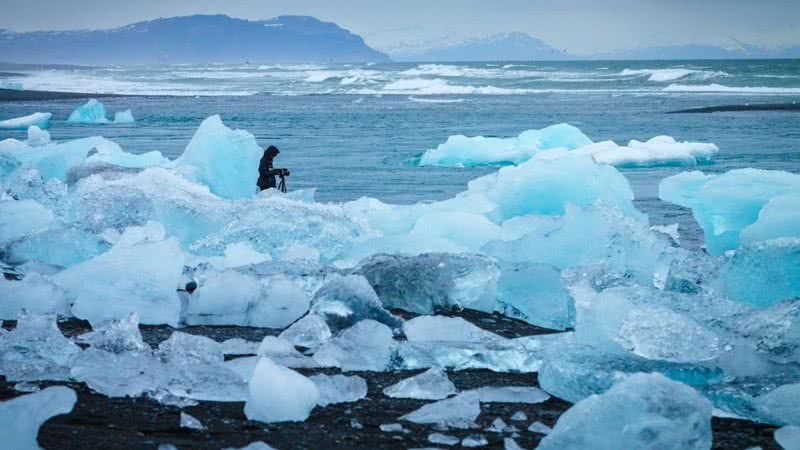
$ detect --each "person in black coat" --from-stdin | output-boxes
[257,146,281,191]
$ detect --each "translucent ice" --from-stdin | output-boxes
[0,112,52,130]
[753,383,800,426]
[776,426,800,450]
[469,386,550,404]
[54,222,184,326]
[740,194,800,244]
[0,199,54,245]
[404,316,505,344]
[244,357,319,423]
[461,435,489,447]
[310,274,403,332]
[0,311,82,382]
[401,392,481,428]
[114,109,135,124]
[67,99,110,124]
[256,336,319,369]
[356,253,499,314]
[76,312,147,353]
[0,273,69,319]
[26,126,51,146]
[528,421,552,434]
[180,412,205,430]
[383,367,457,400]
[495,262,575,331]
[222,242,272,268]
[174,115,263,199]
[417,123,591,167]
[537,373,712,450]
[310,374,368,406]
[0,386,77,450]
[279,314,332,348]
[7,227,111,267]
[313,319,395,371]
[659,169,800,255]
[429,433,460,445]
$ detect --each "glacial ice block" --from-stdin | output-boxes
[0,386,77,450]
[53,222,184,326]
[0,199,54,245]
[279,314,332,348]
[495,262,575,331]
[27,126,51,146]
[313,319,395,371]
[659,169,800,255]
[0,273,70,319]
[0,112,52,130]
[68,99,111,124]
[538,373,712,450]
[404,315,505,344]
[244,358,319,423]
[0,311,82,382]
[563,136,718,168]
[776,426,800,450]
[310,274,403,332]
[174,115,264,199]
[400,392,481,428]
[114,109,135,124]
[310,374,368,406]
[383,367,457,400]
[417,123,591,167]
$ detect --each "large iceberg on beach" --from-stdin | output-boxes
[659,169,800,255]
[0,386,77,449]
[0,112,52,130]
[174,115,263,199]
[538,373,712,450]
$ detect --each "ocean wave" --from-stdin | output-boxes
[400,64,598,81]
[621,68,729,82]
[408,96,465,103]
[663,83,800,94]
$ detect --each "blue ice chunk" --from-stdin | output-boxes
[495,262,575,331]
[67,99,111,124]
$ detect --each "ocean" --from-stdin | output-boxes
[1,59,799,248]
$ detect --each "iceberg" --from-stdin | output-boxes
[53,222,184,326]
[0,112,52,130]
[68,99,110,124]
[538,373,712,450]
[417,123,591,167]
[383,367,457,400]
[659,169,800,255]
[174,115,263,199]
[114,109,135,124]
[27,126,51,146]
[0,386,77,450]
[558,136,719,168]
[244,358,319,423]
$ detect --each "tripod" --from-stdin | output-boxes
[278,175,287,193]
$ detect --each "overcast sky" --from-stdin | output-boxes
[1,0,797,55]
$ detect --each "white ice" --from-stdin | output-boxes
[313,319,395,371]
[383,367,456,400]
[0,112,52,130]
[400,392,481,429]
[0,386,77,450]
[244,357,319,423]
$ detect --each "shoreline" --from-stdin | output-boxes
[0,88,139,102]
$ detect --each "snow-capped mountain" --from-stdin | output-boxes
[0,15,390,65]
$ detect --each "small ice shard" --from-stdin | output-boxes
[380,423,406,432]
[470,386,550,404]
[0,311,82,382]
[180,412,205,430]
[76,312,148,353]
[351,418,364,429]
[158,445,179,450]
[429,433,460,446]
[0,386,77,449]
[26,126,51,146]
[222,442,278,450]
[54,222,184,326]
[404,316,504,344]
[504,438,525,450]
[0,112,52,130]
[114,109,135,124]
[527,421,552,434]
[356,253,499,314]
[510,411,527,422]
[383,367,457,400]
[461,435,488,447]
[174,115,264,199]
[753,383,800,426]
[68,99,110,124]
[310,274,403,332]
[310,374,368,406]
[487,417,509,433]
[401,392,481,429]
[312,320,395,371]
[244,358,319,423]
[279,314,332,348]
[776,426,800,450]
[537,373,712,450]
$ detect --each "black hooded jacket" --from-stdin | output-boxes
[257,147,280,191]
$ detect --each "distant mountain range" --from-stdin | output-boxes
[398,32,568,62]
[0,15,389,65]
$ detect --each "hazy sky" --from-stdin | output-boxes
[1,0,798,55]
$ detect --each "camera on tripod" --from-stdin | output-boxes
[274,168,290,193]
[274,168,290,177]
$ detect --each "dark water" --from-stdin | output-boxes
[1,60,799,247]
